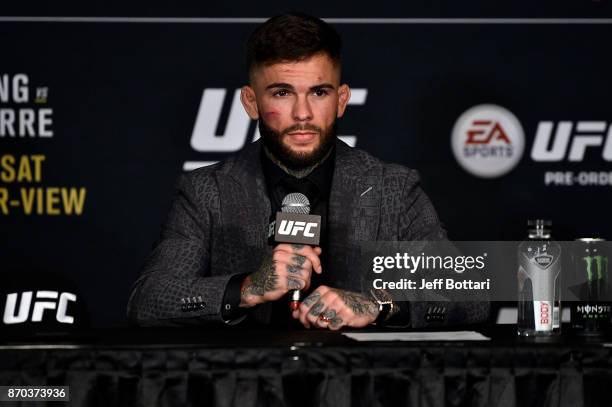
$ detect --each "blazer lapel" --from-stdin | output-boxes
[217,141,271,272]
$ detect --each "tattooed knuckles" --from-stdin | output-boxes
[298,286,332,329]
[274,244,323,274]
[274,244,322,294]
[313,298,343,329]
[272,255,312,292]
[241,245,321,307]
[272,252,312,277]
[296,286,379,329]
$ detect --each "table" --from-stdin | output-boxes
[1,326,612,407]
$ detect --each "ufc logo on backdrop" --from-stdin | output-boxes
[277,220,318,237]
[184,88,368,170]
[3,291,77,324]
[531,121,612,162]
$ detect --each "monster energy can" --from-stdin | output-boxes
[570,238,610,335]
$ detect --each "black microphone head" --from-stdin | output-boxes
[281,193,310,214]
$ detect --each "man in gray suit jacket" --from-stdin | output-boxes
[127,13,489,329]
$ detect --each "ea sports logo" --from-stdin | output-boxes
[452,104,525,178]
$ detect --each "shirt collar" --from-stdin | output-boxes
[260,144,336,202]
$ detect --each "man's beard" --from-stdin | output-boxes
[258,119,337,170]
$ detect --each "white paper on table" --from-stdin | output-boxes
[342,331,490,342]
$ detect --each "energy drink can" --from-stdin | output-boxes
[571,238,610,335]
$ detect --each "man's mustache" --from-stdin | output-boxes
[281,124,322,135]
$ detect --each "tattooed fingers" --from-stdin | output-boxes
[240,244,322,307]
[275,244,323,274]
[294,286,379,329]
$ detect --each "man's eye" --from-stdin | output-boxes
[313,89,328,97]
[273,90,290,97]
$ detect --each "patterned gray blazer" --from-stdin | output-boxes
[127,139,489,327]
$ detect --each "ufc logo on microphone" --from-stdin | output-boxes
[2,291,77,325]
[274,213,321,245]
[278,220,318,237]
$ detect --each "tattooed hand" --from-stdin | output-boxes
[292,285,379,330]
[239,244,322,307]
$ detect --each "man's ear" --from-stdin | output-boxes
[240,86,259,120]
[337,84,351,118]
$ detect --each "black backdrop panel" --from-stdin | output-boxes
[1,13,611,327]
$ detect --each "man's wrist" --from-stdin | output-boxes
[369,298,382,325]
[239,276,262,308]
[370,289,395,325]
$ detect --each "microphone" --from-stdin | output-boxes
[282,192,310,215]
[282,193,311,311]
[271,193,321,311]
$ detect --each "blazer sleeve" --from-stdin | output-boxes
[398,170,447,241]
[126,173,243,326]
[397,170,491,328]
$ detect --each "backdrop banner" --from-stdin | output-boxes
[1,11,611,327]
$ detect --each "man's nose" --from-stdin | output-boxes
[292,95,313,122]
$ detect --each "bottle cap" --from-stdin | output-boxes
[527,219,552,227]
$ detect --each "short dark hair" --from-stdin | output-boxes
[246,13,342,76]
